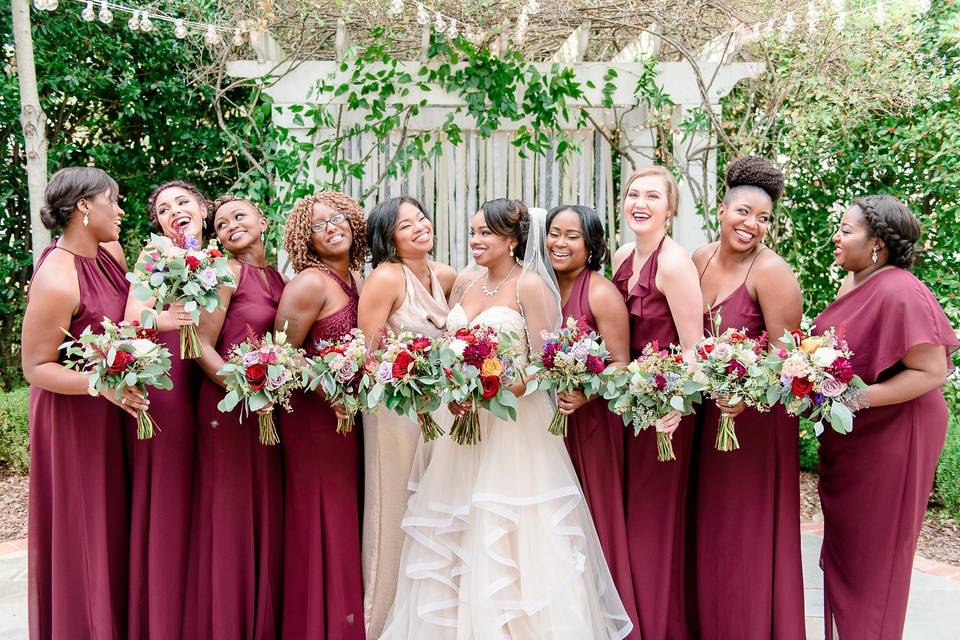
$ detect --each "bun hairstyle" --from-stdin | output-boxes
[853,195,920,269]
[40,167,118,230]
[367,196,431,269]
[723,156,785,204]
[479,198,530,260]
[545,204,607,271]
[147,180,211,230]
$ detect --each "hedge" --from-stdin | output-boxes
[0,387,28,473]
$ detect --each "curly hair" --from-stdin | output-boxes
[284,191,367,273]
[724,156,785,204]
[147,180,211,230]
[853,195,920,269]
[479,198,530,259]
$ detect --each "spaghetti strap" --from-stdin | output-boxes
[743,247,766,283]
[314,265,358,299]
[698,245,721,283]
[458,271,483,303]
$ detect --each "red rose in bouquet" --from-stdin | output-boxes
[698,343,715,359]
[791,376,814,398]
[586,354,606,374]
[208,248,222,258]
[245,363,267,391]
[480,375,500,399]
[410,336,432,351]
[185,255,201,270]
[726,360,748,379]
[392,350,414,379]
[107,350,135,375]
[828,357,854,384]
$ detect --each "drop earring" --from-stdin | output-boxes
[588,252,593,264]
[509,245,514,257]
[871,244,879,264]
[82,211,89,227]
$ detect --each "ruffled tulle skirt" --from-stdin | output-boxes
[381,391,632,639]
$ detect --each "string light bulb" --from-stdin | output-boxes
[127,10,141,31]
[917,0,930,11]
[232,27,245,46]
[806,0,818,35]
[174,18,188,39]
[875,0,886,25]
[526,0,540,16]
[388,0,404,17]
[98,2,112,23]
[447,18,458,39]
[139,14,154,32]
[415,2,429,26]
[204,24,221,46]
[433,12,446,34]
[81,1,95,21]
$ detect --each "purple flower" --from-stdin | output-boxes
[242,350,262,366]
[197,267,218,290]
[377,362,394,383]
[337,361,356,383]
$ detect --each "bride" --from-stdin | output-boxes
[381,199,633,639]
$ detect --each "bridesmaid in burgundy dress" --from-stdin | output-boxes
[691,157,805,639]
[612,166,704,639]
[545,204,639,634]
[814,195,957,640]
[182,196,284,639]
[274,192,366,639]
[22,167,148,639]
[124,181,208,639]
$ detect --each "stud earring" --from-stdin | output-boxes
[871,244,879,264]
[83,211,89,227]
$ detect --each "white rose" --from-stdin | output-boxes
[128,339,158,358]
[739,349,759,365]
[811,347,842,368]
[448,339,468,357]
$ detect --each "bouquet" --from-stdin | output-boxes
[437,325,521,445]
[306,329,370,434]
[217,328,309,444]
[604,341,703,461]
[526,316,616,436]
[127,232,236,359]
[366,331,445,442]
[692,316,775,452]
[62,318,173,439]
[766,324,867,436]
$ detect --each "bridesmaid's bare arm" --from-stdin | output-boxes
[433,261,458,300]
[588,274,631,366]
[102,241,128,270]
[195,261,241,387]
[863,343,949,408]
[123,249,192,331]
[612,242,634,274]
[357,264,404,353]
[753,252,803,350]
[656,240,705,352]
[274,269,327,349]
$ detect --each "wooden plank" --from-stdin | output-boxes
[537,148,549,209]
[422,146,435,236]
[435,141,450,265]
[453,139,467,269]
[522,146,535,207]
[387,131,402,198]
[549,135,561,210]
[466,131,478,224]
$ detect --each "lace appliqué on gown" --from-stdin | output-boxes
[380,304,632,639]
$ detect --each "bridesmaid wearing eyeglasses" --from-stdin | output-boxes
[274,192,367,639]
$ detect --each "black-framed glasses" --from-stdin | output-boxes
[310,212,348,234]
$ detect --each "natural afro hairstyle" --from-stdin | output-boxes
[366,196,431,269]
[40,167,118,230]
[545,204,607,271]
[284,191,367,273]
[723,156,785,205]
[852,195,920,270]
[479,198,530,260]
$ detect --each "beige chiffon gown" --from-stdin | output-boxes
[363,263,449,637]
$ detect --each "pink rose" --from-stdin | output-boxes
[820,377,847,398]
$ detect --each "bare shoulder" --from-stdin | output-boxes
[612,242,635,272]
[691,242,719,271]
[753,247,798,282]
[351,269,364,293]
[286,267,328,294]
[365,262,405,288]
[431,261,458,292]
[29,251,80,302]
[226,258,244,282]
[101,241,128,269]
[517,270,550,295]
[659,237,696,268]
[587,271,626,308]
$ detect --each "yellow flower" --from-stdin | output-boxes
[481,358,503,377]
[800,336,826,353]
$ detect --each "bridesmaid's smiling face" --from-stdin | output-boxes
[718,186,771,252]
[546,209,588,274]
[309,202,353,261]
[214,200,266,253]
[623,174,673,237]
[393,202,434,259]
[469,209,515,268]
[153,187,206,241]
[832,205,877,272]
[83,187,125,242]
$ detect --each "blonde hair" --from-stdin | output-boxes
[283,191,367,273]
[622,166,679,218]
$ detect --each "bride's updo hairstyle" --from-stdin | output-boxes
[852,195,920,270]
[479,198,530,260]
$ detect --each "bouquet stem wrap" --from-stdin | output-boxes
[180,324,203,360]
[449,410,481,445]
[259,412,280,445]
[417,412,444,442]
[714,414,740,452]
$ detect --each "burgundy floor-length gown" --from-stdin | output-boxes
[127,329,199,639]
[561,267,639,635]
[28,243,130,640]
[814,267,958,640]
[279,267,364,639]
[695,251,805,639]
[182,263,285,640]
[613,237,696,639]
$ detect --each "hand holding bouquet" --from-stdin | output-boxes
[693,317,775,452]
[217,329,309,444]
[604,341,703,461]
[367,331,445,441]
[62,318,173,439]
[127,233,236,359]
[767,325,867,435]
[307,329,370,434]
[526,316,616,436]
[438,325,521,445]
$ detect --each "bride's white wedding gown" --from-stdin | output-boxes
[380,303,633,639]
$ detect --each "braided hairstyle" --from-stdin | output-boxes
[852,195,920,269]
[723,156,785,205]
[40,167,118,230]
[479,198,530,259]
[283,191,367,273]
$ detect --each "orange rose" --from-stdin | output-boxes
[480,357,503,378]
